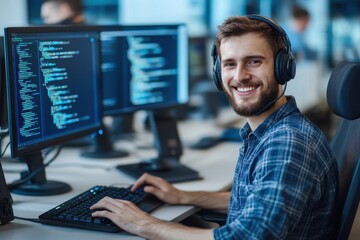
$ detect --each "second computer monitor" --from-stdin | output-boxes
[100,24,189,115]
[100,24,200,182]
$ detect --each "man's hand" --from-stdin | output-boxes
[132,173,230,210]
[90,196,162,236]
[131,173,185,204]
[90,174,220,239]
[90,195,214,240]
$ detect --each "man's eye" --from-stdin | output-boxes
[248,59,261,65]
[224,62,234,67]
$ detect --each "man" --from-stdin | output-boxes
[90,15,338,239]
[41,0,85,25]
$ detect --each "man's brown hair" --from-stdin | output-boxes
[215,16,286,59]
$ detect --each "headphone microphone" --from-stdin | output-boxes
[254,82,288,116]
[211,14,296,116]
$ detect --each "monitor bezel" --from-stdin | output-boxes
[0,36,8,130]
[4,25,103,158]
[99,24,190,116]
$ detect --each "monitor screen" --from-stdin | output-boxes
[4,26,102,195]
[100,24,189,116]
[188,36,210,84]
[5,27,102,157]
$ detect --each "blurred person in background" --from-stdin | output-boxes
[284,4,316,60]
[285,5,332,140]
[41,0,85,25]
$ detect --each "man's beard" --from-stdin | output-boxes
[223,82,280,117]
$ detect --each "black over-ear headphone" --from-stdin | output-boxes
[211,14,296,91]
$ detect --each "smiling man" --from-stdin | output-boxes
[90,15,339,240]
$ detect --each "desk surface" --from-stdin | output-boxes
[0,119,240,240]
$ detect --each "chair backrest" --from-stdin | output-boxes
[326,61,360,240]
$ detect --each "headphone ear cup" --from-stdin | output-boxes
[212,56,223,91]
[274,49,296,85]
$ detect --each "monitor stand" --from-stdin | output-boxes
[10,152,71,196]
[81,123,129,159]
[111,114,135,141]
[116,110,201,183]
[62,136,93,148]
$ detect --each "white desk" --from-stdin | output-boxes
[0,119,240,240]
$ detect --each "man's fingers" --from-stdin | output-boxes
[131,173,166,191]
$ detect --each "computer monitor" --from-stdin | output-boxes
[0,36,8,134]
[4,26,102,195]
[100,24,189,114]
[99,24,201,182]
[0,36,9,155]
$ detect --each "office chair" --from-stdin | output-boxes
[326,61,360,240]
[198,62,360,239]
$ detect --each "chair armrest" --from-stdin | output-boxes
[197,209,227,226]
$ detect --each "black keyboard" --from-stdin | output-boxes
[38,185,163,232]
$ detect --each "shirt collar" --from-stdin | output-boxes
[239,96,299,141]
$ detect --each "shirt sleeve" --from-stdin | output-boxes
[214,129,323,239]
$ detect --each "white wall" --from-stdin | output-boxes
[0,0,28,35]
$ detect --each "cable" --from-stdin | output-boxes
[15,216,41,223]
[7,146,63,190]
[43,146,57,158]
[0,141,10,158]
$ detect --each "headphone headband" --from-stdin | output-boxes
[246,14,292,54]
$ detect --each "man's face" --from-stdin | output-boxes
[219,32,280,117]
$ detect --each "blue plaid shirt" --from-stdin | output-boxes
[214,96,338,239]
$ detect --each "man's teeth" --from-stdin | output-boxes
[237,86,256,92]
